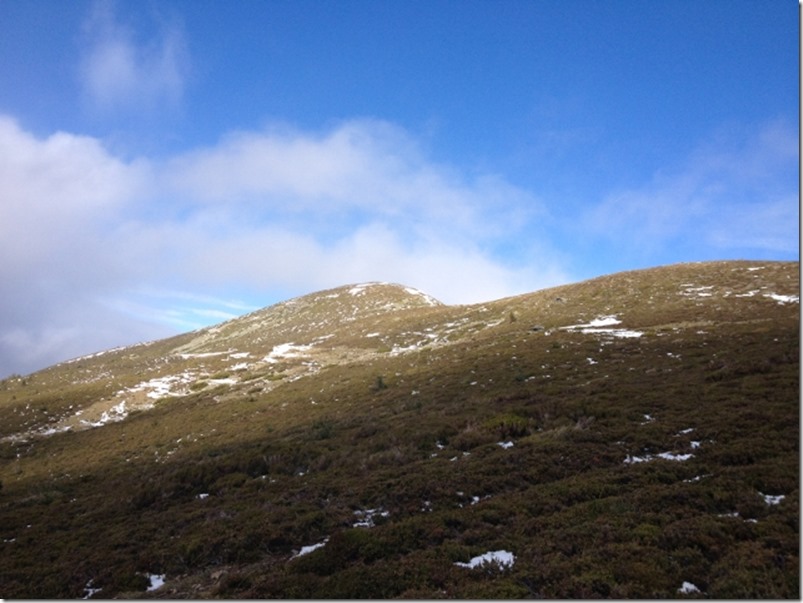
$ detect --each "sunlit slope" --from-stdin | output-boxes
[0,260,798,598]
[0,282,446,439]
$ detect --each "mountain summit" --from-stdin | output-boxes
[0,261,798,598]
[176,281,444,356]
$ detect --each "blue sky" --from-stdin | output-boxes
[0,0,798,377]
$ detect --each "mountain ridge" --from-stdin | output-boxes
[2,260,798,444]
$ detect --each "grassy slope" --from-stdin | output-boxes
[0,261,798,598]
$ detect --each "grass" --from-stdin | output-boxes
[0,261,798,598]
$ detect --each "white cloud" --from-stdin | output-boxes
[0,115,163,376]
[581,119,798,258]
[172,220,558,305]
[79,1,189,112]
[164,119,535,242]
[0,116,148,275]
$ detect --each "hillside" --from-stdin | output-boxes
[0,261,798,598]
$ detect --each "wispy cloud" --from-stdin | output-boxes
[79,1,189,112]
[581,119,798,260]
[164,119,537,243]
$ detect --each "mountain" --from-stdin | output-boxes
[0,261,798,598]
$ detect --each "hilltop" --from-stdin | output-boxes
[0,261,798,598]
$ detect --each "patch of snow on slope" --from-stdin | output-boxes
[760,492,785,505]
[656,451,694,462]
[293,537,329,558]
[63,344,135,364]
[765,293,799,304]
[177,351,231,359]
[37,424,73,437]
[678,581,700,594]
[606,329,643,338]
[352,508,390,528]
[624,450,695,464]
[130,373,198,399]
[561,315,644,338]
[587,316,622,327]
[84,401,129,427]
[349,284,370,296]
[403,286,441,306]
[680,284,714,298]
[455,550,516,569]
[264,343,312,363]
[82,579,102,599]
[146,574,165,592]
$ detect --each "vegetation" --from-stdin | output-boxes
[0,262,798,598]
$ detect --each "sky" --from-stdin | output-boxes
[0,0,798,378]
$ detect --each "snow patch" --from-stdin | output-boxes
[624,450,694,464]
[127,372,198,400]
[348,285,370,296]
[623,454,652,464]
[84,401,129,427]
[82,579,102,599]
[352,508,389,528]
[760,492,785,505]
[764,293,799,304]
[264,343,312,363]
[146,574,165,592]
[177,351,230,359]
[403,286,441,306]
[564,315,621,329]
[455,550,515,570]
[656,452,694,462]
[38,424,73,437]
[293,538,329,558]
[561,315,643,338]
[64,343,138,364]
[683,474,710,483]
[680,284,715,298]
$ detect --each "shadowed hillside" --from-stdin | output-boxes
[0,261,798,598]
